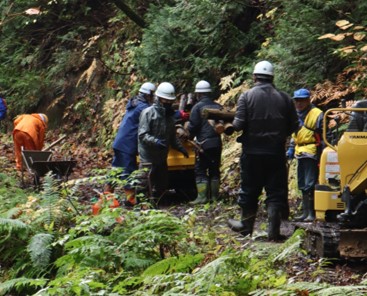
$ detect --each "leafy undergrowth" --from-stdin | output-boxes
[1,132,367,295]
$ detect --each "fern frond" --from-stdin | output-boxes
[272,229,304,262]
[143,254,205,276]
[0,217,28,230]
[0,277,47,295]
[124,254,156,271]
[27,233,54,269]
[2,207,23,219]
[124,210,186,247]
[257,282,367,296]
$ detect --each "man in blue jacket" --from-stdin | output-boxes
[109,82,156,206]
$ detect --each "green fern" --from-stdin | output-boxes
[272,228,305,262]
[27,233,54,269]
[54,234,122,273]
[0,217,28,231]
[0,277,47,296]
[34,173,72,231]
[2,207,23,219]
[252,282,367,296]
[143,254,205,276]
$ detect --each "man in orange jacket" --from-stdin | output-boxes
[13,113,48,170]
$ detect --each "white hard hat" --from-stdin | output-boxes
[139,82,156,95]
[253,60,274,76]
[195,80,212,93]
[155,82,176,100]
[38,113,48,124]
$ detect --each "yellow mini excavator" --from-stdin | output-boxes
[294,101,367,258]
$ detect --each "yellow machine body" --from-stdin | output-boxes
[295,107,367,258]
[318,146,340,187]
[315,146,344,221]
[167,141,195,171]
[337,132,367,193]
[315,109,367,222]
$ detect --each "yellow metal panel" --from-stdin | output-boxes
[315,190,345,221]
[167,141,195,170]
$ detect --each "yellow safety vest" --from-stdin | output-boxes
[293,107,322,156]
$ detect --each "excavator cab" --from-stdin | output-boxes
[303,102,367,257]
[316,103,367,226]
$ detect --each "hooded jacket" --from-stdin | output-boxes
[13,114,47,150]
[113,93,151,154]
[138,100,185,164]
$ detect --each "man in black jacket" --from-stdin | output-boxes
[188,80,222,204]
[228,61,298,241]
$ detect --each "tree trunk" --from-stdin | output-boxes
[112,0,146,28]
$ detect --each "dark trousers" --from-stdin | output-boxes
[238,153,289,217]
[297,157,319,194]
[150,162,169,194]
[195,147,222,183]
[111,149,138,189]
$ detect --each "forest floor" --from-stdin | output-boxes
[1,131,367,288]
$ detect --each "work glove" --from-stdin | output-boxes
[286,147,295,160]
[180,148,189,158]
[174,110,190,121]
[155,139,167,149]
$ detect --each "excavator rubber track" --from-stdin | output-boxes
[339,228,367,258]
[293,221,340,258]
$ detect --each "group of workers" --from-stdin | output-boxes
[7,59,324,242]
[108,60,324,242]
[108,79,222,207]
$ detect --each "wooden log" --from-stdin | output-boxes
[201,108,235,122]
[224,122,235,135]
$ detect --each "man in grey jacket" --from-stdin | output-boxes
[227,61,298,241]
[138,82,189,201]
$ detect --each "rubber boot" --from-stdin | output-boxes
[190,181,208,205]
[228,207,256,237]
[210,179,220,202]
[338,186,352,221]
[304,194,315,222]
[294,193,310,221]
[267,205,283,241]
[124,188,137,207]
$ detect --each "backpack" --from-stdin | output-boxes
[0,97,7,120]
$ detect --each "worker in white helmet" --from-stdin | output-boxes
[108,81,156,206]
[138,82,189,203]
[187,80,223,205]
[228,61,298,242]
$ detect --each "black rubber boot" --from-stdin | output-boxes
[228,207,256,237]
[294,193,310,221]
[304,194,316,222]
[210,179,220,202]
[267,205,283,241]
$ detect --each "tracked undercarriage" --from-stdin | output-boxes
[293,221,367,258]
[293,222,340,258]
